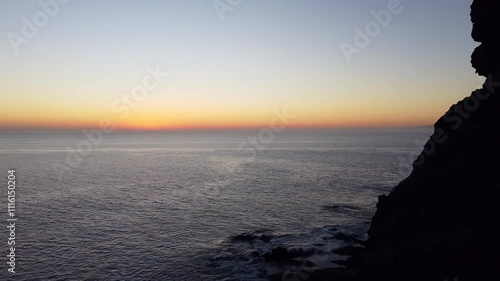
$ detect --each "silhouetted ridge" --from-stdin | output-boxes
[471,0,500,76]
[343,1,500,280]
[267,1,500,280]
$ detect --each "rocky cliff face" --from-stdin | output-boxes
[347,1,500,280]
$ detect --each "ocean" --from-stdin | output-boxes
[0,128,432,281]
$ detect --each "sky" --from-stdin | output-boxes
[0,0,482,130]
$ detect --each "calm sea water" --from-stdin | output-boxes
[0,128,432,281]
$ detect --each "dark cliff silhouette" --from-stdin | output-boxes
[254,1,499,280]
[345,0,500,280]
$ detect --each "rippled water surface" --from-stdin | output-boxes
[0,128,432,280]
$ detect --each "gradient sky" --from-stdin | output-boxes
[0,0,482,130]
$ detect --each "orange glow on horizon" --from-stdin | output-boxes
[0,97,441,131]
[0,117,434,131]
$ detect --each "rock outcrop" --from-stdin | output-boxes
[471,0,500,76]
[346,1,500,280]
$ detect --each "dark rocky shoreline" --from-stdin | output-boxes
[261,1,500,280]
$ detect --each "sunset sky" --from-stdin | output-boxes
[0,0,481,130]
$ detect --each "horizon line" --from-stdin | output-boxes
[0,124,434,132]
